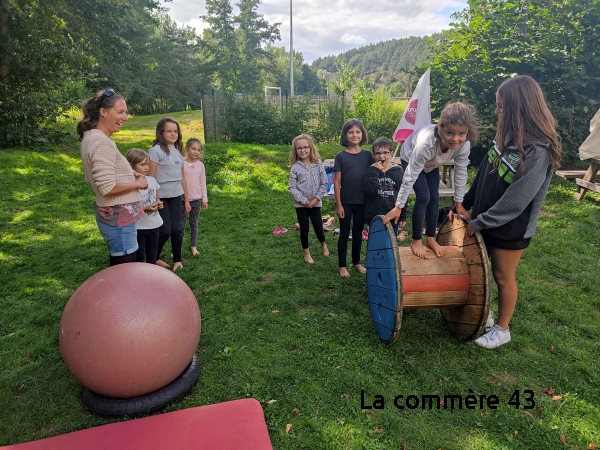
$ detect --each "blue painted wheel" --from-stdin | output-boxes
[365,216,402,344]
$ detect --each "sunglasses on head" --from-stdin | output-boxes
[98,88,117,107]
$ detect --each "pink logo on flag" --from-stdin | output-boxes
[405,99,419,125]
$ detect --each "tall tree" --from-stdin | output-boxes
[201,0,281,93]
[235,0,280,93]
[200,0,238,91]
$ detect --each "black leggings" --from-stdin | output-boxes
[402,160,439,239]
[109,253,136,266]
[157,196,184,263]
[136,228,160,264]
[337,203,365,267]
[295,207,326,249]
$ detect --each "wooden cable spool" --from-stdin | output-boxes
[366,215,491,344]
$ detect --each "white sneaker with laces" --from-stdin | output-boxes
[475,324,511,349]
[485,310,494,331]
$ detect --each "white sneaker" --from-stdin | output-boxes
[485,310,494,331]
[475,325,511,349]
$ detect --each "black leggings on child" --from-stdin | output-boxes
[337,203,365,267]
[136,228,159,264]
[295,207,326,249]
[157,196,184,263]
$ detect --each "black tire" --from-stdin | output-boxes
[81,355,201,418]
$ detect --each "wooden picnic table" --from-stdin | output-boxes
[555,158,600,200]
[322,158,456,202]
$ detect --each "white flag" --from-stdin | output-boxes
[393,68,431,144]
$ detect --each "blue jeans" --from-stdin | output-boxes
[96,220,138,256]
[402,160,439,240]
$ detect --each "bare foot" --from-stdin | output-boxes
[191,247,199,256]
[425,236,444,258]
[156,259,170,269]
[321,242,330,257]
[172,262,183,273]
[303,249,314,264]
[410,239,429,259]
[354,264,367,274]
[339,267,350,277]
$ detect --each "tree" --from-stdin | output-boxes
[201,0,238,91]
[201,0,281,93]
[235,0,280,93]
[427,0,600,162]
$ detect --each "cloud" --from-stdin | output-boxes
[160,0,468,62]
[340,33,367,46]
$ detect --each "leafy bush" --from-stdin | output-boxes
[310,98,347,144]
[218,94,313,144]
[355,89,405,141]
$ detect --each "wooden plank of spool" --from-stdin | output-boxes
[403,291,470,309]
[437,217,491,341]
[397,247,469,276]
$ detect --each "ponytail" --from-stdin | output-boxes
[76,89,124,141]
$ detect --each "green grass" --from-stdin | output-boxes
[1,111,599,449]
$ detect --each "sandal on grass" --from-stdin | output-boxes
[273,226,288,235]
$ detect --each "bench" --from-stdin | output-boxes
[556,158,600,200]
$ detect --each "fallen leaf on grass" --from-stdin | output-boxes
[403,443,407,450]
[388,378,395,383]
[335,366,342,369]
[373,428,383,434]
[286,424,292,433]
[524,411,534,418]
[588,443,597,450]
[538,407,544,412]
[14,396,21,399]
[18,384,24,390]
[552,395,563,401]
[541,386,555,395]
[266,399,277,405]
[272,310,279,313]
[559,435,566,445]
[291,408,299,415]
[549,345,555,352]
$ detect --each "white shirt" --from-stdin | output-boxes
[136,176,163,230]
[396,124,470,208]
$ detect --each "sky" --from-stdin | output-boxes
[160,0,468,63]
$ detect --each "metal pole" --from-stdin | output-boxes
[289,0,294,97]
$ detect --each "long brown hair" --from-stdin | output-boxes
[76,89,125,141]
[495,75,562,169]
[153,117,183,155]
[289,134,321,166]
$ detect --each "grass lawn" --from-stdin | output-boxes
[1,111,599,449]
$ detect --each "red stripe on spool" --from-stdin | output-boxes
[402,274,470,293]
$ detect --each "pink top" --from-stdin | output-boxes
[183,160,208,202]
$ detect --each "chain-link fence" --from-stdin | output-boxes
[200,89,348,144]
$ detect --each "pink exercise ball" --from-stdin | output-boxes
[59,263,201,398]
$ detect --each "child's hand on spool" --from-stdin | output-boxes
[383,206,402,225]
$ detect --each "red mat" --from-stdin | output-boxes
[2,399,272,450]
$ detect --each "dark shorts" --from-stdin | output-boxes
[481,230,531,250]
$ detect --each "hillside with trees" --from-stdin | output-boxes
[311,35,441,96]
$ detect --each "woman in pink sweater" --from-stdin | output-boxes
[77,89,148,266]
